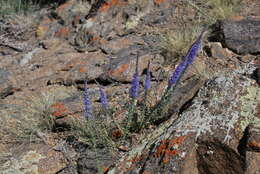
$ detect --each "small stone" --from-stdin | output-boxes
[210,42,230,59]
[117,145,130,152]
[253,68,260,86]
[247,124,260,152]
[245,151,260,174]
[238,54,254,63]
[54,27,70,39]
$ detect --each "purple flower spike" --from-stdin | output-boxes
[144,61,151,91]
[167,60,188,89]
[99,87,109,110]
[167,30,205,89]
[129,72,140,98]
[129,56,140,99]
[83,81,94,119]
[185,33,203,65]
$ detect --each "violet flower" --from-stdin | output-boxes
[129,72,140,99]
[185,33,203,65]
[167,31,204,89]
[144,61,151,91]
[99,87,109,110]
[129,56,140,99]
[167,60,188,89]
[83,81,94,119]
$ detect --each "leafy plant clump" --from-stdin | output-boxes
[74,29,207,154]
[0,0,65,17]
[0,0,37,16]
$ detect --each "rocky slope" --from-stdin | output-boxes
[0,0,259,174]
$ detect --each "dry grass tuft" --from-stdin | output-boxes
[0,86,77,142]
[159,25,202,64]
[185,0,242,25]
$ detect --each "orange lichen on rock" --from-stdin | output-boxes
[99,0,125,12]
[155,136,186,163]
[155,139,168,157]
[111,0,119,5]
[126,155,143,171]
[142,172,151,174]
[100,2,111,12]
[111,129,123,139]
[36,17,52,39]
[169,136,186,146]
[51,102,68,117]
[107,63,129,77]
[79,66,87,73]
[54,27,70,38]
[248,140,260,148]
[154,0,166,4]
[129,155,142,163]
[103,166,110,173]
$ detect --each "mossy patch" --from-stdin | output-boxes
[239,86,260,130]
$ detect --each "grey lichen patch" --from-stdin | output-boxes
[174,70,257,143]
[1,151,44,174]
[239,86,260,130]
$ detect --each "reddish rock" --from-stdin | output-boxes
[154,0,167,5]
[104,53,159,82]
[36,17,53,39]
[210,42,231,59]
[54,27,70,39]
[100,36,145,55]
[197,139,245,174]
[246,151,260,174]
[55,0,76,20]
[0,143,66,174]
[51,102,69,117]
[0,68,14,99]
[247,125,260,152]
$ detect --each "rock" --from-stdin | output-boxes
[238,54,254,63]
[0,143,66,174]
[245,118,260,174]
[197,138,245,174]
[54,27,70,39]
[100,35,146,55]
[1,1,260,174]
[40,38,64,50]
[36,16,54,39]
[246,151,260,174]
[210,42,232,59]
[51,94,83,128]
[252,68,260,85]
[104,52,151,82]
[0,69,14,99]
[10,41,107,90]
[220,16,260,54]
[36,0,93,40]
[107,66,259,174]
[150,78,206,124]
[180,146,199,174]
[102,50,163,83]
[20,48,41,66]
[77,148,116,174]
[246,124,260,152]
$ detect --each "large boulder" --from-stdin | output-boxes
[107,65,259,174]
[220,16,260,55]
